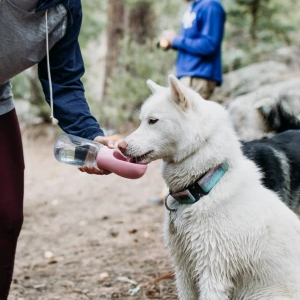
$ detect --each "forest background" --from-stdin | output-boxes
[12,0,300,133]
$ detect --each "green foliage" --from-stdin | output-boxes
[11,73,31,100]
[222,0,300,71]
[79,0,107,48]
[102,38,176,129]
[12,69,50,121]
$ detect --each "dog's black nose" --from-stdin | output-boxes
[118,141,128,152]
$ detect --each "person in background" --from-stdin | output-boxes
[158,0,226,100]
[0,0,113,298]
[151,0,226,204]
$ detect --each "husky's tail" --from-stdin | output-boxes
[255,96,300,133]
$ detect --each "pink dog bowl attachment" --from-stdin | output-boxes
[96,147,147,179]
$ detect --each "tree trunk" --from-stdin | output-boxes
[128,1,155,44]
[103,0,125,97]
[250,0,260,43]
[101,0,156,130]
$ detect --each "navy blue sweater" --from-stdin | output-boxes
[172,0,226,85]
[37,0,104,140]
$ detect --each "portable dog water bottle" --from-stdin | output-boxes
[54,134,147,179]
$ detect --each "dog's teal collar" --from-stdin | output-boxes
[166,163,228,209]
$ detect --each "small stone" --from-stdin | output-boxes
[143,231,151,239]
[33,283,46,289]
[44,251,54,259]
[98,272,110,281]
[109,230,119,238]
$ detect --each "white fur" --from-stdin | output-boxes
[123,75,300,300]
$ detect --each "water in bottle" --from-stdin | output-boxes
[54,134,102,167]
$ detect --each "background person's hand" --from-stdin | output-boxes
[161,30,177,44]
[78,135,115,175]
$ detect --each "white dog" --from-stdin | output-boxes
[120,75,300,300]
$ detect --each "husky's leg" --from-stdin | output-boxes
[198,276,232,300]
[175,268,198,300]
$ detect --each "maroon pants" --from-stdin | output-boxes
[0,109,24,299]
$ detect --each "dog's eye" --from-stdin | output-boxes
[148,118,158,125]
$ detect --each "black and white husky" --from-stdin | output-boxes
[242,130,300,212]
[120,75,300,300]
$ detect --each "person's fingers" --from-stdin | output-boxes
[93,136,114,149]
[102,170,111,175]
[78,166,111,175]
[84,166,94,174]
[92,167,111,175]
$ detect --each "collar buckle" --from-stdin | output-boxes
[169,163,228,206]
[171,189,197,204]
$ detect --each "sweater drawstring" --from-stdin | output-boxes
[45,10,58,125]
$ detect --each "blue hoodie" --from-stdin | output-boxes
[0,0,104,140]
[172,0,226,85]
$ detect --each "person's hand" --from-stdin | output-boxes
[161,30,177,45]
[93,135,115,148]
[78,135,115,175]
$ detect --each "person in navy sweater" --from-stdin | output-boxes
[0,0,114,298]
[160,0,226,100]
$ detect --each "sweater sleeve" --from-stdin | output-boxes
[172,2,225,57]
[38,1,104,140]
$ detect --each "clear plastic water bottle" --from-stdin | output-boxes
[54,134,103,167]
[54,134,148,179]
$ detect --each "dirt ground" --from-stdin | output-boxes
[9,126,178,300]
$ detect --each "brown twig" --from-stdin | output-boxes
[140,271,175,289]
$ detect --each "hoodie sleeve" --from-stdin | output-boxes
[172,2,225,57]
[38,0,104,140]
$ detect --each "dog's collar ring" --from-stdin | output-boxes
[164,194,178,212]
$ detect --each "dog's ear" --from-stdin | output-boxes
[168,74,189,111]
[146,79,163,94]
